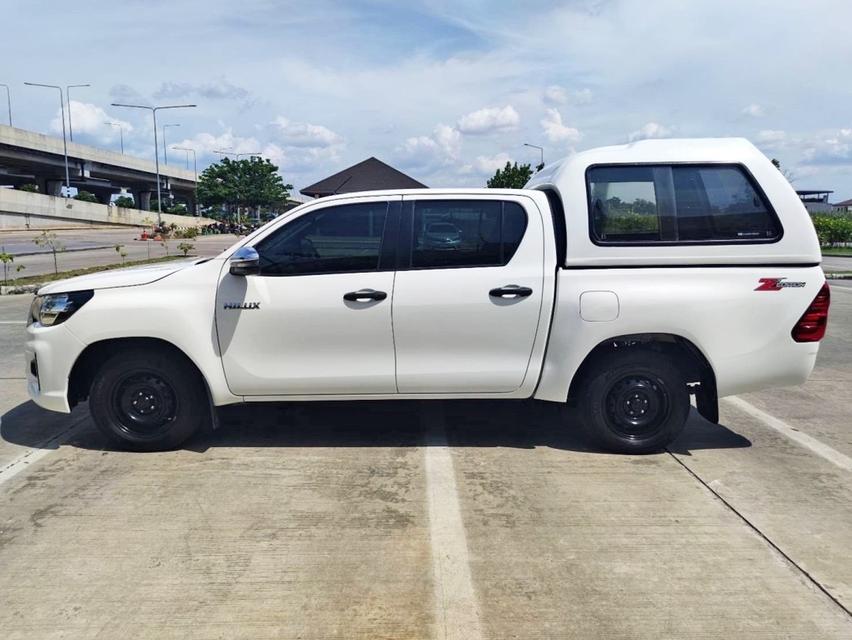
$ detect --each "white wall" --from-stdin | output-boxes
[0,188,214,230]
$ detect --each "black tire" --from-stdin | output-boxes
[89,347,206,451]
[577,349,689,454]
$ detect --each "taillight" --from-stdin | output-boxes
[791,282,830,342]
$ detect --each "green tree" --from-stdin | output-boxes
[74,190,99,203]
[114,195,134,208]
[197,157,293,219]
[33,230,65,274]
[178,242,195,256]
[486,161,533,189]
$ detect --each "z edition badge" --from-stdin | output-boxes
[755,277,806,291]
[223,302,261,310]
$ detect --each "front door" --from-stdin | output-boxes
[216,197,400,396]
[392,195,545,393]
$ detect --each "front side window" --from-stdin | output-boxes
[588,164,781,244]
[255,202,388,275]
[410,200,527,269]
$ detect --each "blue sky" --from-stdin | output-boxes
[3,0,852,198]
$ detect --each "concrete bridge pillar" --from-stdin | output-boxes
[45,180,64,196]
[133,190,152,211]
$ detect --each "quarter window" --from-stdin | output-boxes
[588,164,781,244]
[410,200,528,269]
[256,202,388,275]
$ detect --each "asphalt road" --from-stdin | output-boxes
[0,289,850,638]
[0,229,240,279]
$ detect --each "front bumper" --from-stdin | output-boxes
[25,323,86,414]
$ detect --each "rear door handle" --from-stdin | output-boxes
[489,285,533,298]
[343,289,387,302]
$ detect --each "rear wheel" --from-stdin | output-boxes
[577,349,689,454]
[89,347,206,451]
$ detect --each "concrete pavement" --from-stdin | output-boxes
[0,292,850,638]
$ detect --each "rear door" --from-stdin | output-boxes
[392,195,545,393]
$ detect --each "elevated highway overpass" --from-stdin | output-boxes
[0,124,196,211]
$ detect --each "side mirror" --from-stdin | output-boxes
[229,246,260,276]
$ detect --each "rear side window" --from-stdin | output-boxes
[409,200,527,269]
[587,164,781,244]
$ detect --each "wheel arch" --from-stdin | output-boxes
[68,337,216,420]
[567,333,719,423]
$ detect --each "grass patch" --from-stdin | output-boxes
[7,255,194,286]
[822,247,852,257]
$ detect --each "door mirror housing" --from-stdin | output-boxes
[229,246,260,276]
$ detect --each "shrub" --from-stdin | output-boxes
[19,183,39,193]
[174,227,199,239]
[73,190,99,203]
[114,195,135,208]
[811,214,852,247]
[178,242,195,256]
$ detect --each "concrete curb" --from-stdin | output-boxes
[7,244,115,257]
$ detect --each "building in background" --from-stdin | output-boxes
[832,198,852,214]
[795,190,834,214]
[301,157,427,198]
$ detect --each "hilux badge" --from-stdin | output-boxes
[223,302,261,310]
[755,278,806,291]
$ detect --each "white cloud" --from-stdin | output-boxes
[540,108,581,143]
[802,128,852,165]
[461,152,513,176]
[757,129,786,143]
[457,105,520,135]
[270,116,343,148]
[742,103,765,117]
[51,101,133,143]
[628,122,672,142]
[543,85,592,106]
[399,123,462,169]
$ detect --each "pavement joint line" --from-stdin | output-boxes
[422,402,484,640]
[724,396,852,472]
[0,415,89,486]
[667,450,852,619]
[0,321,27,324]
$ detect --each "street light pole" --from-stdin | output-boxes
[523,143,544,170]
[172,146,198,215]
[111,103,196,225]
[162,123,180,164]
[25,82,70,197]
[66,84,90,142]
[104,121,124,153]
[0,84,11,126]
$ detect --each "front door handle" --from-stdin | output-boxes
[343,289,387,302]
[489,285,533,298]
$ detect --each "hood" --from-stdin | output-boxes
[38,258,206,295]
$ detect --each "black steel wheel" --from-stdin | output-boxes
[577,349,689,454]
[89,346,206,451]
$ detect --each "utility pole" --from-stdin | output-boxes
[66,84,90,142]
[172,146,198,215]
[111,103,196,225]
[25,82,71,197]
[162,123,180,164]
[0,84,11,126]
[104,121,125,153]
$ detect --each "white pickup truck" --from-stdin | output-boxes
[25,138,830,453]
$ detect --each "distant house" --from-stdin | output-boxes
[795,190,834,214]
[833,198,852,214]
[300,157,427,198]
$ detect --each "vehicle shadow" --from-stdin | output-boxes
[1,399,751,454]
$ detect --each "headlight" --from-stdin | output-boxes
[28,290,94,327]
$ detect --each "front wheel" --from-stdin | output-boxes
[89,347,206,451]
[577,349,689,454]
